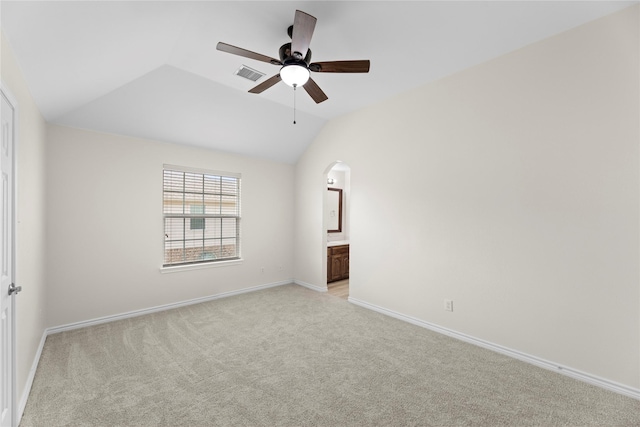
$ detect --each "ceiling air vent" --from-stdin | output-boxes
[234,65,265,82]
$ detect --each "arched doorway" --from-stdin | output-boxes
[324,162,350,299]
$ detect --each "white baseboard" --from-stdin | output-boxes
[294,279,327,292]
[348,296,640,401]
[47,280,292,335]
[17,279,638,427]
[17,330,47,424]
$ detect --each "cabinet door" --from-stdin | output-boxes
[331,255,343,282]
[342,254,349,279]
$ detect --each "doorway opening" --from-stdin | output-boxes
[324,162,350,300]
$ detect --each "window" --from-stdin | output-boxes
[190,205,205,230]
[163,166,241,267]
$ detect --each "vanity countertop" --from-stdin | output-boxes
[327,240,350,247]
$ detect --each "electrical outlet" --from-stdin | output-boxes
[260,267,265,273]
[444,299,454,312]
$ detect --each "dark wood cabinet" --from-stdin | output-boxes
[327,244,349,283]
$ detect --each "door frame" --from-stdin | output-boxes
[1,81,18,427]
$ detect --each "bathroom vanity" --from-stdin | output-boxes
[327,243,349,283]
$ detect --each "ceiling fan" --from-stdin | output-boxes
[216,10,370,104]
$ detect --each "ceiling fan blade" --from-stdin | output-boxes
[217,42,282,65]
[303,77,328,104]
[291,10,317,60]
[248,74,282,94]
[309,60,370,73]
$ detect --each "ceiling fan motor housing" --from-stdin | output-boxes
[279,43,312,64]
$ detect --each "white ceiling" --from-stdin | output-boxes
[1,1,636,163]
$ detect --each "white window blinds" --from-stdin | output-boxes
[163,166,241,266]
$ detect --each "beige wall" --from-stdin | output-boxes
[45,125,294,326]
[1,32,48,409]
[295,6,640,388]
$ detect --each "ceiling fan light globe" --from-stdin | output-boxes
[280,64,310,87]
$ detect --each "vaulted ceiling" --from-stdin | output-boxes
[1,1,635,163]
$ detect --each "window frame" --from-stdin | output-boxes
[162,164,241,270]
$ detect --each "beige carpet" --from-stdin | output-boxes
[20,284,640,426]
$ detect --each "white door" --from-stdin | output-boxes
[0,89,16,427]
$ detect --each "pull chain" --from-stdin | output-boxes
[293,84,297,124]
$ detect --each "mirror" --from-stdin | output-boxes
[327,188,342,233]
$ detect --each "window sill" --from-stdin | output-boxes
[160,258,243,274]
